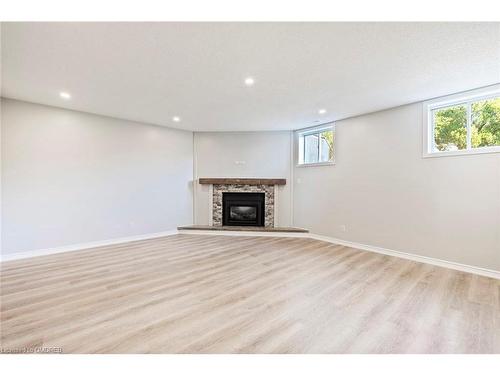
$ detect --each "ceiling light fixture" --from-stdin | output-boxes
[59,91,71,100]
[244,77,255,86]
[172,116,181,122]
[318,109,327,114]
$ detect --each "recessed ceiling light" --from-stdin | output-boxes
[318,109,327,114]
[172,116,181,122]
[244,77,255,86]
[59,92,71,100]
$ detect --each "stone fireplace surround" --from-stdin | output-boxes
[213,184,274,227]
[198,178,286,228]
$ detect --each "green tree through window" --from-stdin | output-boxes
[433,104,467,151]
[320,130,334,161]
[432,97,500,152]
[472,98,500,148]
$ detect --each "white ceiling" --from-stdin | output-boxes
[2,22,499,131]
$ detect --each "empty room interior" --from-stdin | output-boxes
[1,21,500,355]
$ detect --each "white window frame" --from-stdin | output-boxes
[296,123,335,167]
[423,84,500,158]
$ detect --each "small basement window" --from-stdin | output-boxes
[297,124,334,166]
[423,85,500,157]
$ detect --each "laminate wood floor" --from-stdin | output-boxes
[1,234,499,354]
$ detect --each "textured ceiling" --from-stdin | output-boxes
[2,22,499,131]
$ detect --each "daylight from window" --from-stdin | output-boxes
[298,126,334,165]
[431,95,500,153]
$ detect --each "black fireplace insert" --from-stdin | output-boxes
[222,192,265,226]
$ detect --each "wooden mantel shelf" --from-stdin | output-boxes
[198,178,286,186]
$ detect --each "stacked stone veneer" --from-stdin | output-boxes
[212,184,275,227]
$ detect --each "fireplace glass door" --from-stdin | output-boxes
[222,192,265,226]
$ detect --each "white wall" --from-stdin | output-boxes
[3,98,498,273]
[1,99,193,255]
[194,131,293,226]
[294,103,500,272]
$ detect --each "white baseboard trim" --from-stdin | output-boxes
[1,230,179,262]
[309,233,500,280]
[3,228,498,280]
[180,229,500,280]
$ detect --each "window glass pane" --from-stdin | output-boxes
[471,97,500,148]
[304,134,319,163]
[432,104,467,151]
[319,130,334,162]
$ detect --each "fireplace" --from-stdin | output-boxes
[222,192,265,227]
